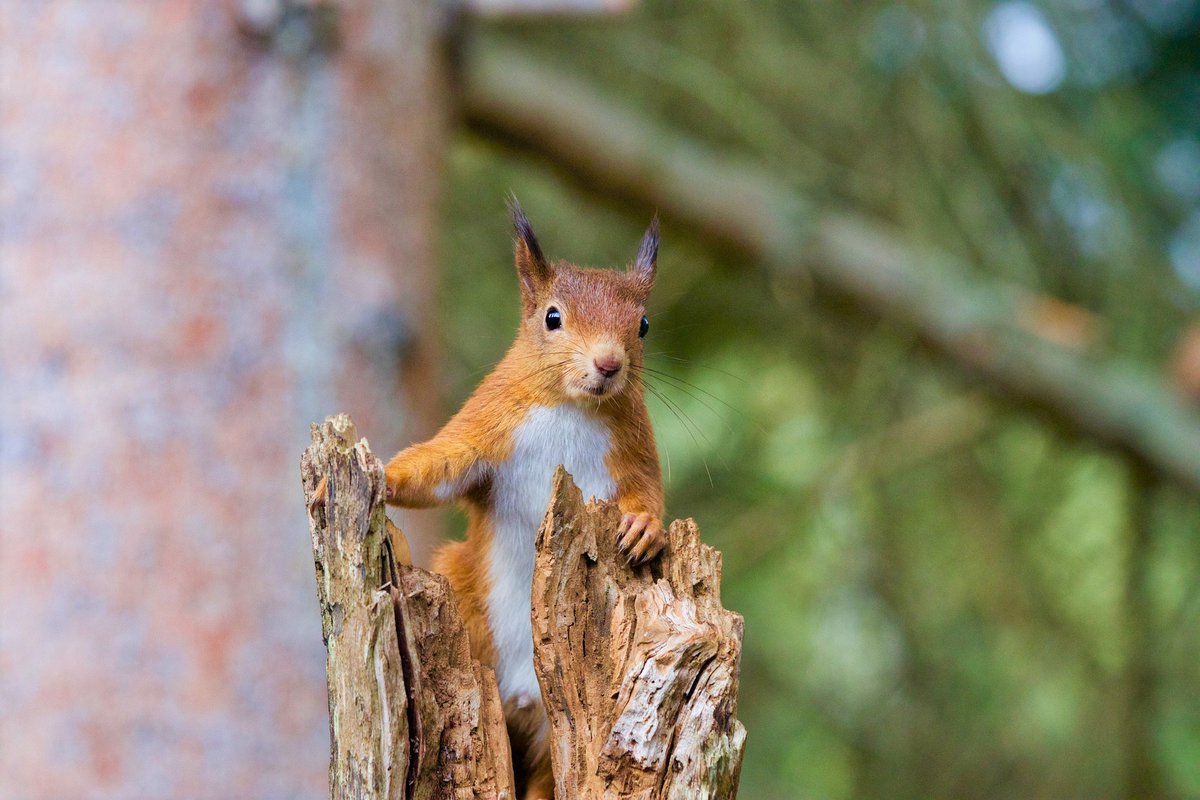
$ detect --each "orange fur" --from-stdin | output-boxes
[384,204,664,799]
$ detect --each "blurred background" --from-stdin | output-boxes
[3,0,1199,798]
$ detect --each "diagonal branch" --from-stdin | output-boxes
[460,43,1200,495]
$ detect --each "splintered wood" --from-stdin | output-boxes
[302,415,744,799]
[533,468,746,799]
[302,414,515,800]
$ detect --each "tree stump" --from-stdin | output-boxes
[302,415,515,800]
[533,469,746,799]
[302,415,744,798]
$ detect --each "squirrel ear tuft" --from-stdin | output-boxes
[507,195,551,306]
[632,215,659,293]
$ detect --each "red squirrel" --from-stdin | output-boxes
[319,201,666,799]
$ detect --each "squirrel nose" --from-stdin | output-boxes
[594,355,623,378]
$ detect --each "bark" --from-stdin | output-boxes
[533,468,746,800]
[1,2,445,793]
[302,417,745,799]
[459,42,1200,496]
[302,414,516,800]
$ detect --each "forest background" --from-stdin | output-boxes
[2,1,1199,798]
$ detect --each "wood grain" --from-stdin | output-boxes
[302,414,516,800]
[303,416,743,798]
[532,468,745,799]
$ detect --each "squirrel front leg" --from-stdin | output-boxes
[307,431,484,513]
[383,435,484,508]
[610,421,666,564]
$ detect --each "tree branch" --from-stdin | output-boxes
[460,43,1200,495]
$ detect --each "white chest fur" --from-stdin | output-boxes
[487,404,617,702]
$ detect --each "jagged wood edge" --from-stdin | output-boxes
[302,413,516,800]
[531,466,746,799]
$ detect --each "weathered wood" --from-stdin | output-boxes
[397,567,516,800]
[532,468,746,799]
[302,414,516,800]
[304,417,743,798]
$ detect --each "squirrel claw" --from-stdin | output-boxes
[617,511,665,564]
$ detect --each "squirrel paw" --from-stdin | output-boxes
[383,463,409,503]
[617,512,665,564]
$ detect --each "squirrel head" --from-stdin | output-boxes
[507,198,658,404]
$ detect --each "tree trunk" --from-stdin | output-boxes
[301,415,745,799]
[2,2,446,795]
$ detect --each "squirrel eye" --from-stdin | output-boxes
[545,307,562,331]
[639,316,649,338]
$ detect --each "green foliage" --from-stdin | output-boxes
[443,1,1200,796]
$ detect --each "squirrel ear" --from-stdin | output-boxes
[508,196,551,307]
[631,215,659,294]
